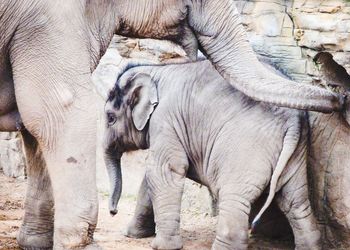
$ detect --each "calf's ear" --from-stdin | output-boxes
[130,73,158,131]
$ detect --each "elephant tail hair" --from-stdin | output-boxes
[252,124,301,227]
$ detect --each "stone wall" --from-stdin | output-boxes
[234,0,350,85]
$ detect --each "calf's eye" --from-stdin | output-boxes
[107,112,117,126]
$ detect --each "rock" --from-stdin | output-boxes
[92,35,189,99]
[0,133,25,178]
[234,0,350,86]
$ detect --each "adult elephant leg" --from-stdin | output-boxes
[17,130,54,249]
[11,43,98,250]
[14,81,98,249]
[126,175,155,238]
[48,101,98,249]
[276,162,321,249]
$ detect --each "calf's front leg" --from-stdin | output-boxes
[145,146,189,250]
[212,182,266,250]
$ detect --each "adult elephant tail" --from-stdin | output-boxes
[252,120,301,227]
[187,0,344,112]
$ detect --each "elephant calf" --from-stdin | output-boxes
[103,60,320,249]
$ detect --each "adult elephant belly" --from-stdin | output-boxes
[0,67,20,131]
[116,0,198,59]
[117,0,184,38]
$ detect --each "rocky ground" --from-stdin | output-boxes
[0,166,294,250]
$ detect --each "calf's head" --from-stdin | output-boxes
[103,72,158,215]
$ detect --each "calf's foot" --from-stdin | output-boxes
[125,217,155,238]
[151,234,183,250]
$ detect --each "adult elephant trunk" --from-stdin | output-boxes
[188,0,343,112]
[104,146,122,216]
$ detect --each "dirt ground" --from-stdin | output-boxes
[0,171,293,250]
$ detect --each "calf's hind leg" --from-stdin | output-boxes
[212,179,268,250]
[125,176,155,238]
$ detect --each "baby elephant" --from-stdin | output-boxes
[103,60,320,250]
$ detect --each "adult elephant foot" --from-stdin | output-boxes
[17,230,53,250]
[54,222,96,249]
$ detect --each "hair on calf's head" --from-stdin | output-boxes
[107,84,124,109]
[107,74,137,109]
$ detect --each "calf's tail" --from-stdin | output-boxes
[252,123,301,227]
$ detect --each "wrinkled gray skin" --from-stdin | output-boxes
[0,0,344,249]
[255,56,350,249]
[104,60,321,250]
[250,58,350,248]
[303,56,350,248]
[0,2,110,249]
[308,105,350,249]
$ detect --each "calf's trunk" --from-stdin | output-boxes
[104,147,122,216]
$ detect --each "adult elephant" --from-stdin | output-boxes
[0,0,344,249]
[253,95,350,250]
[307,107,350,249]
[248,58,350,249]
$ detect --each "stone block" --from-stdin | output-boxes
[253,12,286,37]
[294,13,338,32]
[0,133,25,178]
